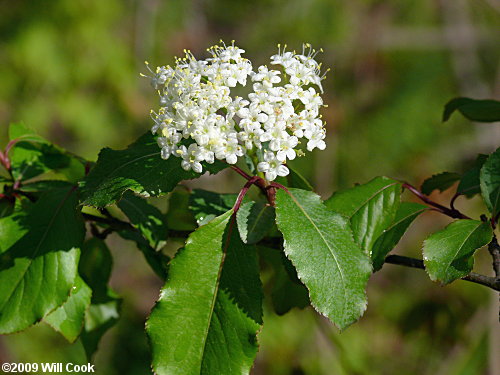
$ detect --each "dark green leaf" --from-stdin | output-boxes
[457,154,489,198]
[371,202,427,271]
[325,176,401,254]
[237,200,275,244]
[79,133,226,207]
[117,230,170,280]
[421,172,460,195]
[77,237,121,359]
[189,189,238,226]
[0,198,15,218]
[443,97,500,122]
[480,147,500,218]
[79,238,113,303]
[18,180,74,200]
[118,191,167,250]
[276,166,313,191]
[165,188,196,231]
[81,289,121,360]
[258,247,309,315]
[0,187,85,333]
[44,276,92,343]
[146,211,262,375]
[275,188,372,329]
[423,220,492,284]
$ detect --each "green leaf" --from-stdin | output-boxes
[423,220,492,284]
[258,247,309,315]
[371,202,427,271]
[81,290,121,359]
[8,124,75,182]
[480,147,500,218]
[77,238,121,359]
[421,172,460,195]
[236,200,275,244]
[146,211,262,375]
[325,176,401,254]
[117,191,167,250]
[443,97,500,122]
[0,198,15,218]
[117,230,169,280]
[79,238,113,303]
[165,188,196,231]
[80,133,226,207]
[457,154,489,198]
[189,189,238,226]
[275,188,372,329]
[44,276,92,343]
[0,186,85,333]
[276,166,313,191]
[18,180,74,200]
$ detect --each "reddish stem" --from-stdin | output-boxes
[403,183,470,220]
[229,165,252,180]
[233,176,260,213]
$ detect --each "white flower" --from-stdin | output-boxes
[257,152,290,181]
[146,41,328,181]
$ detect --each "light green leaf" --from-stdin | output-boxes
[146,210,262,375]
[236,200,275,244]
[480,147,500,218]
[0,186,84,333]
[275,188,371,329]
[371,202,427,271]
[118,191,167,250]
[79,133,226,207]
[420,172,460,195]
[457,154,488,198]
[443,97,500,122]
[44,276,92,343]
[423,220,492,284]
[325,176,401,254]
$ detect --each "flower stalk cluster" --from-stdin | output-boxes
[145,41,328,181]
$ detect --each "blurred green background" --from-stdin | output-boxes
[1,0,499,374]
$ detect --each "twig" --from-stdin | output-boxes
[488,236,500,282]
[402,183,471,219]
[385,254,500,291]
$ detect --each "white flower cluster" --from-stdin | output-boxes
[145,41,328,181]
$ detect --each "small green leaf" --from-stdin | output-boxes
[189,189,238,226]
[275,188,372,329]
[443,97,500,122]
[237,200,275,244]
[259,247,309,315]
[81,290,121,360]
[423,220,492,284]
[165,188,196,231]
[44,276,92,343]
[79,238,113,303]
[421,172,460,195]
[0,186,85,333]
[0,198,14,218]
[457,154,489,198]
[275,166,313,191]
[146,211,262,375]
[118,230,169,280]
[80,133,226,207]
[371,202,427,271]
[118,191,167,250]
[77,238,121,359]
[480,147,500,218]
[326,176,401,254]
